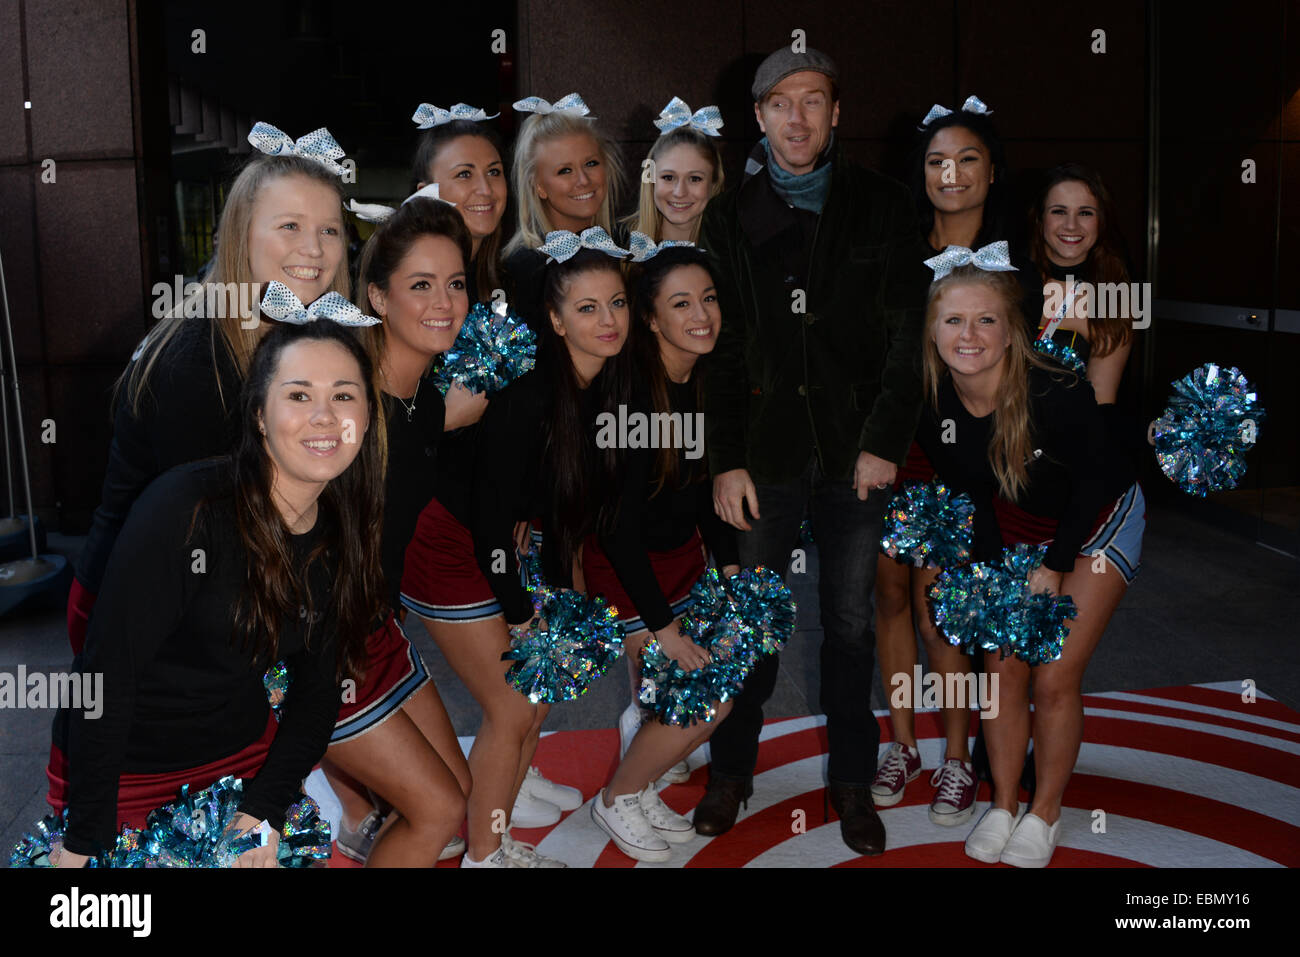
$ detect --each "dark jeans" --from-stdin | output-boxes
[708,457,888,785]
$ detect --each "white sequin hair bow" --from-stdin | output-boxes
[411,102,500,128]
[923,241,1018,281]
[627,231,697,263]
[653,97,723,136]
[537,227,629,263]
[247,122,348,176]
[259,282,381,327]
[346,183,453,223]
[918,95,994,130]
[512,93,594,118]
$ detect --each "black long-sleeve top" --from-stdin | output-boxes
[57,460,342,856]
[380,384,446,613]
[468,365,562,625]
[915,366,1135,573]
[502,247,549,336]
[77,317,243,595]
[596,381,739,632]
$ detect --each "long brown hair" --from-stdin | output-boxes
[226,320,386,682]
[1028,163,1131,358]
[921,266,1069,501]
[122,154,350,415]
[539,250,633,572]
[628,247,713,494]
[621,128,725,244]
[410,120,506,300]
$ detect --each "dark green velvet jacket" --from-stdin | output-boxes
[700,145,931,484]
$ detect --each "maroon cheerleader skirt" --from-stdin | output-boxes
[581,531,706,634]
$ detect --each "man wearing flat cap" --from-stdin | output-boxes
[699,46,928,856]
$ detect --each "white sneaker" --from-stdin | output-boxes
[521,765,582,812]
[459,846,521,868]
[438,833,466,861]
[661,759,691,785]
[999,812,1061,868]
[638,783,695,844]
[590,790,671,862]
[500,831,567,868]
[511,787,561,828]
[618,701,643,759]
[964,804,1022,863]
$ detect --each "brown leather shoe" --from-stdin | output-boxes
[827,780,886,856]
[693,773,753,836]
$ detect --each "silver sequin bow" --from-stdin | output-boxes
[537,227,629,263]
[412,102,500,128]
[919,95,994,129]
[653,97,723,136]
[923,241,1018,281]
[259,282,380,327]
[247,122,348,176]
[512,93,593,118]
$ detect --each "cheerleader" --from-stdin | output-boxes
[67,125,352,654]
[399,230,632,867]
[1027,163,1134,405]
[872,98,1037,823]
[48,320,385,867]
[914,249,1143,867]
[501,93,626,330]
[407,102,580,826]
[622,97,725,243]
[585,244,740,862]
[410,101,508,305]
[319,196,474,867]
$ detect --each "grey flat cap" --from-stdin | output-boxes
[751,47,839,101]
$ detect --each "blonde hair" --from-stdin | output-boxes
[122,155,349,414]
[921,265,1068,501]
[504,111,625,255]
[622,127,725,244]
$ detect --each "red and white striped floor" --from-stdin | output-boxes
[322,680,1299,867]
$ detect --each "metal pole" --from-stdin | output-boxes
[0,249,39,560]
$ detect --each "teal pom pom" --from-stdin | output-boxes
[1153,362,1265,496]
[880,480,975,568]
[1032,337,1087,375]
[432,300,537,396]
[639,566,795,726]
[928,544,1076,665]
[502,550,625,703]
[263,660,290,718]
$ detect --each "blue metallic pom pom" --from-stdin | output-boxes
[8,779,331,868]
[928,544,1076,665]
[432,300,537,396]
[1032,337,1087,375]
[880,480,975,568]
[502,551,625,703]
[1153,362,1265,496]
[263,660,290,718]
[638,567,796,726]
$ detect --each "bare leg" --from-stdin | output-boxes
[424,614,539,860]
[326,708,466,867]
[321,759,377,833]
[983,651,1030,814]
[1027,554,1128,825]
[914,565,974,762]
[874,557,919,748]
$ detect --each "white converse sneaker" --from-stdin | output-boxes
[500,831,567,868]
[618,701,644,759]
[638,783,695,844]
[510,787,561,828]
[459,845,521,868]
[521,766,583,812]
[438,833,466,861]
[661,760,691,784]
[590,790,671,862]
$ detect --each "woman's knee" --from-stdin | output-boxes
[484,694,539,741]
[875,568,911,620]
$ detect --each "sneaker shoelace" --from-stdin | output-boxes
[640,788,677,824]
[930,761,974,805]
[614,795,657,840]
[501,833,556,866]
[875,744,913,787]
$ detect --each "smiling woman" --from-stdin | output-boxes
[67,142,351,657]
[48,321,386,868]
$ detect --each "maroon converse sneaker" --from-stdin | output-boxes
[870,742,922,807]
[928,758,977,826]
